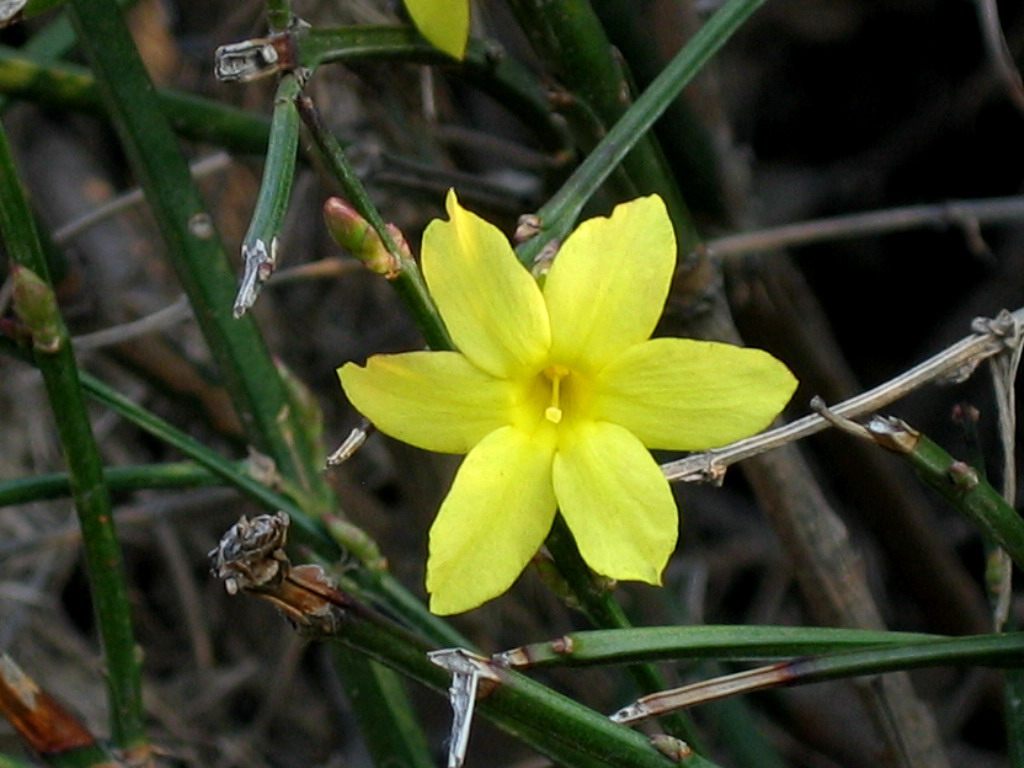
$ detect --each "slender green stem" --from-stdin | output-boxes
[766,632,1024,686]
[24,741,112,768]
[500,625,942,668]
[545,516,700,745]
[869,417,1024,571]
[505,0,692,242]
[66,0,328,502]
[0,46,272,154]
[34,747,114,768]
[516,0,767,265]
[234,72,301,317]
[0,124,146,751]
[0,462,221,507]
[0,16,75,114]
[295,94,454,351]
[330,646,434,768]
[615,632,1024,722]
[0,0,140,115]
[315,607,700,768]
[0,343,469,649]
[243,73,300,251]
[591,0,730,223]
[298,27,569,152]
[264,0,291,32]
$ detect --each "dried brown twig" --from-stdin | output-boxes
[662,308,1023,484]
[705,195,1024,259]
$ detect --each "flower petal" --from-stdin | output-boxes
[422,191,551,379]
[403,0,469,59]
[338,351,518,454]
[593,337,798,451]
[543,195,675,371]
[427,424,558,614]
[553,421,677,583]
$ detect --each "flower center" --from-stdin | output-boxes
[543,364,570,424]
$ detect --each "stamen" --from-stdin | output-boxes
[544,365,569,424]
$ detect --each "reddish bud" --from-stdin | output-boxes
[323,198,401,277]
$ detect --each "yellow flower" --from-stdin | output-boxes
[339,192,797,615]
[403,0,469,60]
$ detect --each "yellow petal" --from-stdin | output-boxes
[593,337,798,451]
[403,0,469,60]
[427,424,558,614]
[543,195,675,372]
[338,351,517,454]
[422,191,551,379]
[553,421,677,583]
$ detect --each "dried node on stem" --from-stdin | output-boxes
[208,511,291,595]
[209,512,351,637]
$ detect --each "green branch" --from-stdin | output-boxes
[296,94,454,351]
[298,26,569,152]
[0,46,272,154]
[516,0,767,265]
[234,73,302,317]
[866,415,1024,571]
[0,122,146,752]
[545,517,700,745]
[0,462,221,507]
[65,0,327,502]
[506,0,692,241]
[500,625,942,668]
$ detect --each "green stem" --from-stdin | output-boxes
[0,124,146,751]
[0,46,272,154]
[505,0,692,240]
[591,0,730,223]
[501,625,942,668]
[317,608,699,768]
[753,632,1024,684]
[294,94,454,351]
[0,462,221,507]
[330,646,434,768]
[545,516,700,745]
[79,365,465,646]
[264,0,291,32]
[65,0,326,499]
[243,73,300,249]
[234,73,301,317]
[516,0,767,266]
[0,15,75,114]
[870,417,1024,571]
[298,27,569,152]
[0,342,468,649]
[615,632,1024,721]
[0,0,140,115]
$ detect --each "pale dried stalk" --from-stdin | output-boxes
[51,153,232,246]
[706,195,1024,259]
[662,308,1024,484]
[986,315,1023,628]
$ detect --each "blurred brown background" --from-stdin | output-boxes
[2,0,1023,765]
